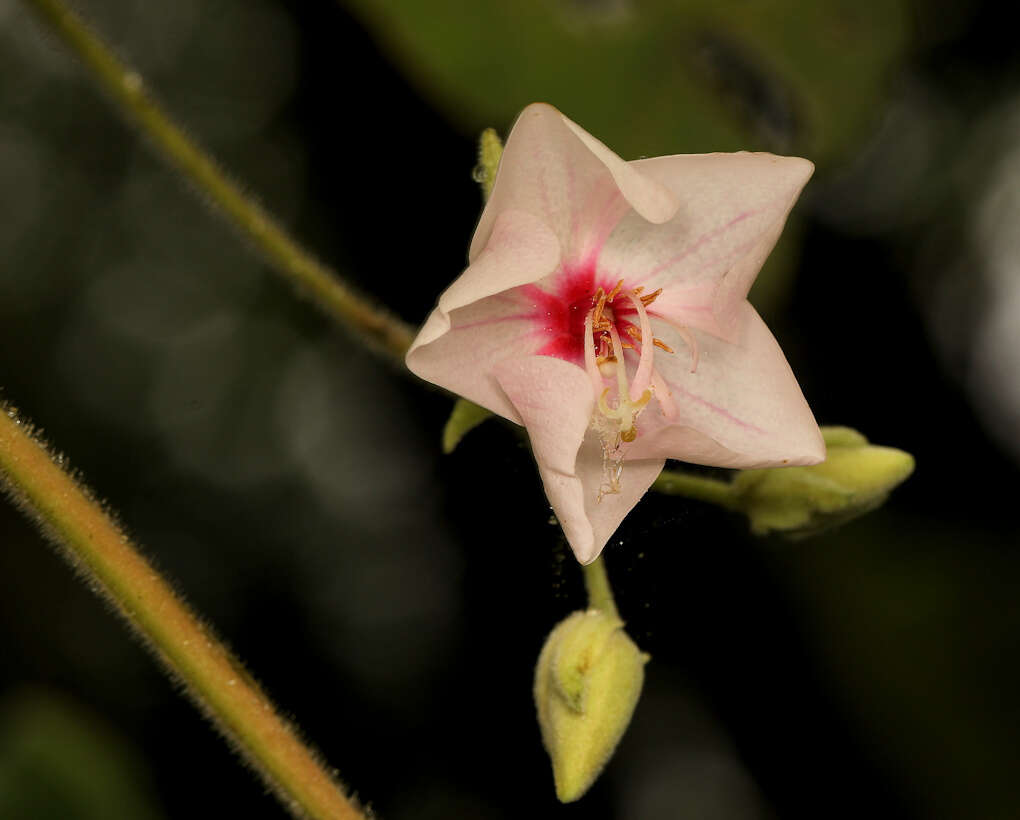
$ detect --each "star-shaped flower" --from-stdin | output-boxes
[408,103,824,563]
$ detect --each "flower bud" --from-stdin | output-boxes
[472,127,503,199]
[731,426,915,538]
[534,609,648,802]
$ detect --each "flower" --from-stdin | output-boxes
[407,103,824,563]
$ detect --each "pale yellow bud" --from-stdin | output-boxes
[731,426,915,537]
[472,128,504,200]
[534,609,648,802]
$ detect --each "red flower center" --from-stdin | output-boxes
[521,263,638,365]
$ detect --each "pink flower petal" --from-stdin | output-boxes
[627,302,825,468]
[575,435,664,563]
[470,103,679,266]
[406,208,561,420]
[494,355,663,564]
[440,208,561,318]
[407,293,542,423]
[599,152,813,338]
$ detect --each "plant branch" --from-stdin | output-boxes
[22,0,414,360]
[0,405,368,820]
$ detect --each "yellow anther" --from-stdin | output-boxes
[592,289,607,326]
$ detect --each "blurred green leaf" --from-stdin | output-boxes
[0,691,165,820]
[338,0,907,165]
[340,0,906,318]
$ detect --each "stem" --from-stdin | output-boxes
[581,556,618,619]
[652,469,736,508]
[0,406,367,820]
[22,0,414,361]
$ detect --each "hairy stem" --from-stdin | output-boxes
[581,556,618,619]
[0,406,367,820]
[23,0,414,360]
[652,469,736,507]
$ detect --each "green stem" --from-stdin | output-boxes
[0,405,368,820]
[22,0,414,361]
[652,469,736,508]
[581,556,618,619]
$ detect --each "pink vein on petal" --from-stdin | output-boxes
[633,209,755,286]
[632,183,808,287]
[663,377,768,434]
[661,230,766,289]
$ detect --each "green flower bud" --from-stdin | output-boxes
[731,426,915,538]
[534,609,648,802]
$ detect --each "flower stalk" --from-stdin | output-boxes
[22,0,413,360]
[581,555,618,618]
[651,469,737,507]
[653,426,916,537]
[0,405,367,820]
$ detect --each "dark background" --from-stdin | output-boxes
[2,0,1019,817]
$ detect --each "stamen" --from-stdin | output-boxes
[650,367,677,419]
[605,321,631,415]
[622,291,655,401]
[583,310,603,398]
[586,282,666,499]
[653,338,674,353]
[653,317,700,373]
[670,324,699,372]
[640,288,662,306]
[592,289,607,327]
